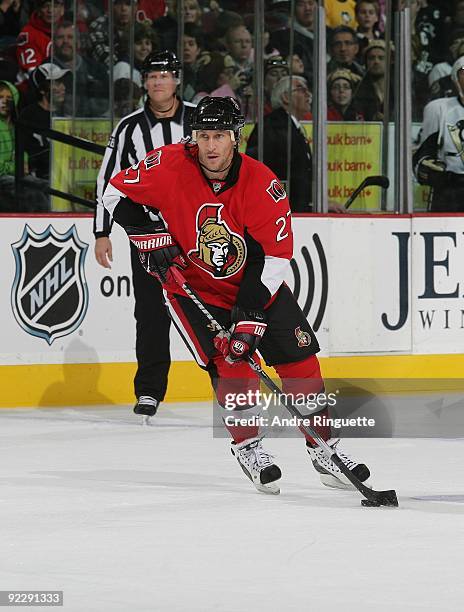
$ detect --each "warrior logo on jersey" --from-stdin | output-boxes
[266,179,286,203]
[448,120,464,163]
[11,225,89,345]
[188,204,246,278]
[295,326,311,348]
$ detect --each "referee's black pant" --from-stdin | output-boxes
[130,243,171,402]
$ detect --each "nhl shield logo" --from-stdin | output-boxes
[11,225,89,345]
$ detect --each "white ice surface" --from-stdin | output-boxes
[1,403,463,612]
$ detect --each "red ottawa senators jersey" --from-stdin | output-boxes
[106,143,293,310]
[16,15,51,74]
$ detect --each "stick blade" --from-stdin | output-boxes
[366,488,399,507]
[331,454,399,507]
[365,175,390,189]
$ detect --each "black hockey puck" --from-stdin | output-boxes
[361,499,381,507]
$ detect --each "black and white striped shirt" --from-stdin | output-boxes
[94,98,195,237]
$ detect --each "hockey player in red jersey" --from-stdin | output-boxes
[103,96,371,494]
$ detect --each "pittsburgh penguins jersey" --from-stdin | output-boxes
[414,96,464,175]
[103,143,293,311]
[94,98,195,237]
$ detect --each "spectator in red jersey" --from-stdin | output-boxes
[16,0,64,78]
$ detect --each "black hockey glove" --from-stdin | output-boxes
[126,221,187,283]
[416,157,447,187]
[213,306,267,364]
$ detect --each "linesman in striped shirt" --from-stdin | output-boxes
[94,51,195,421]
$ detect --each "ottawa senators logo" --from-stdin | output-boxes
[188,204,246,278]
[295,326,311,348]
[266,179,287,203]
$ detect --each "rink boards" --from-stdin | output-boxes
[1,213,464,406]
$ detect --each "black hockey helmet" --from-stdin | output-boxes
[141,50,182,79]
[191,96,245,142]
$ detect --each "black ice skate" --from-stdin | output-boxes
[231,436,282,495]
[134,396,159,425]
[307,438,371,490]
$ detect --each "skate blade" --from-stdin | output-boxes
[254,482,280,495]
[142,415,153,427]
[320,474,372,491]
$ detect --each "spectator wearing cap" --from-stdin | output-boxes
[18,63,69,180]
[270,0,316,87]
[16,0,64,79]
[327,68,364,121]
[328,26,365,78]
[88,0,137,67]
[325,0,357,30]
[48,20,108,117]
[353,39,393,121]
[263,55,288,115]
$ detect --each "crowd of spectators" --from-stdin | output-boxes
[0,0,462,211]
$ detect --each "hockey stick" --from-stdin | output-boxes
[344,175,390,210]
[169,266,398,507]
